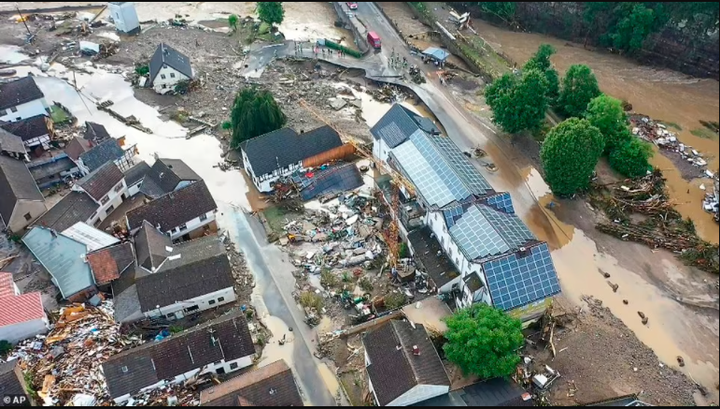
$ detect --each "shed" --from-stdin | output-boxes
[422,47,450,63]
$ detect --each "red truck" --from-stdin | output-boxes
[367,31,381,49]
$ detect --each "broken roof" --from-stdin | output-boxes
[123,161,151,187]
[0,114,49,141]
[240,125,344,176]
[0,128,27,155]
[22,227,95,299]
[76,161,124,202]
[0,360,26,397]
[87,242,135,285]
[407,225,459,288]
[33,191,97,232]
[0,155,43,225]
[61,221,119,252]
[102,311,254,400]
[363,320,450,406]
[0,272,45,327]
[140,158,201,199]
[126,180,217,232]
[0,76,45,111]
[78,138,124,172]
[84,121,111,143]
[298,162,364,201]
[149,43,194,82]
[135,235,234,312]
[200,360,303,406]
[371,104,441,149]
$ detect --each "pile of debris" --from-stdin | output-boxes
[5,301,143,406]
[702,171,719,223]
[630,116,707,170]
[370,84,404,103]
[222,232,255,301]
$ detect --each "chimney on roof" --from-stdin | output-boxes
[412,345,420,356]
[50,229,57,239]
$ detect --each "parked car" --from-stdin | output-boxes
[346,2,358,10]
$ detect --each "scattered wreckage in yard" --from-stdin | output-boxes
[630,116,708,171]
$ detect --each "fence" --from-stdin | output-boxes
[331,2,372,55]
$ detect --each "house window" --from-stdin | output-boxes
[199,213,208,222]
[166,313,176,320]
[229,362,239,370]
[23,212,32,221]
[106,204,115,214]
[170,72,176,78]
[179,223,188,231]
[162,84,167,89]
[160,74,166,79]
[184,305,200,313]
[216,367,226,375]
[114,183,124,193]
[218,297,225,302]
[209,300,216,306]
[10,106,17,113]
[101,195,110,205]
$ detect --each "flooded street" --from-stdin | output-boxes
[474,19,720,244]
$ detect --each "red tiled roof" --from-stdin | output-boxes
[0,272,45,326]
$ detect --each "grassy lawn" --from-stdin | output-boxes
[690,127,718,140]
[262,205,303,237]
[50,105,70,124]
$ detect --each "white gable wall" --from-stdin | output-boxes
[143,286,235,320]
[165,210,217,240]
[387,384,450,406]
[0,98,49,123]
[152,66,190,95]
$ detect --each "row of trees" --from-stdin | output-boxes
[228,2,285,31]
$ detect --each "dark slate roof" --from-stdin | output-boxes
[84,121,111,143]
[370,104,440,149]
[586,394,652,407]
[102,311,254,400]
[0,76,45,111]
[240,125,343,176]
[135,235,234,312]
[140,158,200,199]
[149,43,194,82]
[87,242,135,285]
[0,128,26,155]
[0,155,43,224]
[0,360,26,397]
[32,191,97,232]
[133,220,172,271]
[407,226,459,288]
[64,137,92,161]
[123,161,151,187]
[412,378,533,406]
[364,320,450,406]
[126,180,217,232]
[79,138,124,172]
[1,114,49,141]
[76,161,124,201]
[200,360,303,406]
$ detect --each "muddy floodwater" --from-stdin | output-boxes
[474,20,720,244]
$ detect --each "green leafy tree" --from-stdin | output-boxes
[230,88,286,148]
[524,44,559,103]
[257,2,285,25]
[485,69,549,134]
[611,4,656,52]
[444,304,524,379]
[609,138,653,178]
[228,14,239,31]
[478,2,517,25]
[585,94,631,152]
[541,118,604,196]
[557,64,601,118]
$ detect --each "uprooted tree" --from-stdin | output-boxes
[257,2,285,25]
[541,118,605,196]
[485,68,549,134]
[230,88,286,148]
[444,304,524,379]
[557,64,601,118]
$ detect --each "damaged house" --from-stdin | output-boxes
[372,105,561,322]
[67,136,136,175]
[108,2,141,35]
[0,272,48,345]
[102,311,255,404]
[0,128,28,161]
[0,360,36,406]
[363,319,451,406]
[113,221,235,323]
[0,76,50,123]
[126,180,217,241]
[0,155,46,232]
[241,125,351,192]
[1,113,53,153]
[148,43,194,95]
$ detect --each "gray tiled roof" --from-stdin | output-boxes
[0,155,43,224]
[0,360,26,397]
[0,128,26,154]
[127,180,217,232]
[0,114,49,141]
[76,161,124,201]
[123,161,151,187]
[149,43,194,82]
[33,191,97,232]
[78,138,124,172]
[370,104,440,148]
[363,320,450,406]
[102,311,254,399]
[133,220,172,271]
[240,125,343,177]
[139,158,200,199]
[0,76,44,111]
[84,121,111,143]
[200,360,303,406]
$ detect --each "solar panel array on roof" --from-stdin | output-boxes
[299,163,364,201]
[476,205,534,250]
[442,205,465,229]
[485,192,515,214]
[431,136,493,194]
[482,243,561,311]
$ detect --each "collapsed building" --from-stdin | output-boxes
[371,105,561,321]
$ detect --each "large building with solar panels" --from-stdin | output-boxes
[371,104,561,321]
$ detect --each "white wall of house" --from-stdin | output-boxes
[0,317,49,345]
[111,354,253,404]
[127,180,143,197]
[5,199,47,233]
[242,147,304,192]
[108,2,140,34]
[0,98,49,123]
[166,210,216,240]
[143,286,236,320]
[75,179,127,225]
[387,384,450,407]
[372,137,391,164]
[152,66,190,95]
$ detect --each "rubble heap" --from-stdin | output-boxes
[630,116,708,170]
[5,301,142,406]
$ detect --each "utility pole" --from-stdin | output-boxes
[15,5,32,41]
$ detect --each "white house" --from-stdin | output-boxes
[71,161,128,226]
[108,2,140,34]
[126,180,217,241]
[364,320,450,406]
[0,272,49,345]
[148,43,193,94]
[0,77,50,123]
[240,125,346,192]
[102,311,255,404]
[123,161,151,197]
